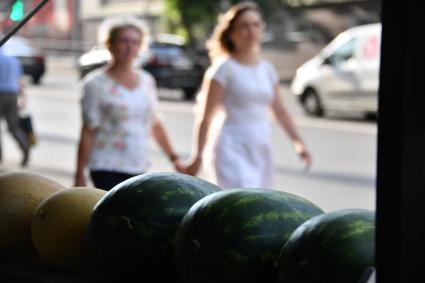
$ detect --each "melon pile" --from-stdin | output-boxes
[0,170,106,272]
[0,171,66,260]
[0,170,375,283]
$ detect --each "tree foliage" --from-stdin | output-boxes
[164,0,285,46]
[164,0,217,46]
[163,0,363,46]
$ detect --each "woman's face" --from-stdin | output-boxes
[229,9,263,53]
[109,27,142,63]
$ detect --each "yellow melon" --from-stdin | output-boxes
[31,186,106,270]
[0,171,65,260]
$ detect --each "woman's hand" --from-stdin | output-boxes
[294,141,312,171]
[172,158,187,174]
[182,156,203,176]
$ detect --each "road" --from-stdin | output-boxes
[1,55,377,212]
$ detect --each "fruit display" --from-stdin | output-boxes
[277,208,375,283]
[0,170,376,283]
[87,172,221,282]
[31,187,106,270]
[0,171,66,260]
[174,188,325,283]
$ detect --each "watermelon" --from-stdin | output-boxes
[87,172,221,282]
[277,208,375,283]
[174,188,324,283]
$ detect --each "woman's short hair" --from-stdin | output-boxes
[97,16,150,50]
[206,1,261,61]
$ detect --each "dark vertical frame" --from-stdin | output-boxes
[377,1,425,282]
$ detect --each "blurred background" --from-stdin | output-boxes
[0,0,381,212]
[0,0,381,81]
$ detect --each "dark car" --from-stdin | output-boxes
[2,35,46,85]
[77,39,208,100]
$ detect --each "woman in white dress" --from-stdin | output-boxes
[74,17,183,190]
[184,1,311,189]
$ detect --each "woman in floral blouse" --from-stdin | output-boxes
[74,17,183,190]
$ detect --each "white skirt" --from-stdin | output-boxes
[204,118,273,189]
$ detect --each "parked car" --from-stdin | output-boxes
[290,23,381,118]
[77,39,208,100]
[1,35,46,85]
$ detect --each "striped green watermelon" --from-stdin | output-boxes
[174,188,324,283]
[87,172,221,282]
[277,208,375,283]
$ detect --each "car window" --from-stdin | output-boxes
[327,39,356,65]
[151,45,188,61]
[153,46,183,55]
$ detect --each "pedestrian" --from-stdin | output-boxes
[74,17,183,190]
[183,1,311,189]
[0,47,30,167]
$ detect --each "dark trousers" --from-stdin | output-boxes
[0,94,30,162]
[90,170,142,191]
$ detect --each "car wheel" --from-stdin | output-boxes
[302,88,324,117]
[364,112,378,121]
[182,87,198,100]
[31,75,42,85]
[80,70,87,79]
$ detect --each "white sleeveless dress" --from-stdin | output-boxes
[202,57,279,189]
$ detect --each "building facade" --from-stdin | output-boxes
[1,0,80,52]
[0,0,164,53]
[80,0,164,51]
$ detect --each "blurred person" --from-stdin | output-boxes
[0,47,30,167]
[74,17,183,190]
[183,1,311,189]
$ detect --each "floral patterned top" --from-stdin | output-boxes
[80,68,158,174]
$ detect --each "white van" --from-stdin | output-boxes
[291,23,381,118]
